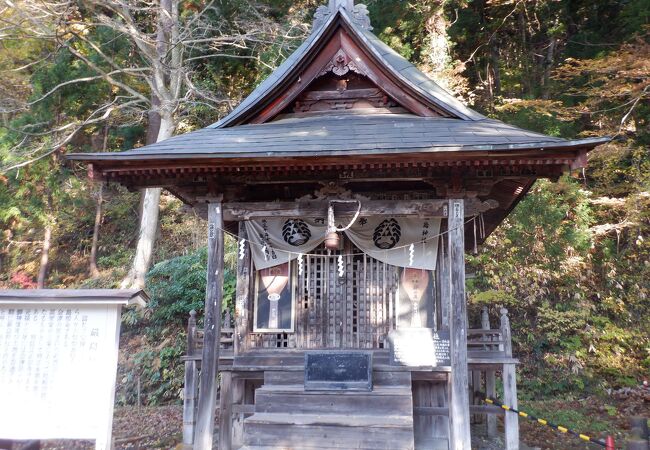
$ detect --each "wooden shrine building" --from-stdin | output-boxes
[69,1,608,449]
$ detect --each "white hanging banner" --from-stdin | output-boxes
[245,218,328,269]
[245,217,440,271]
[346,216,441,270]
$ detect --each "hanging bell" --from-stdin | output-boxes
[325,202,340,250]
[324,230,340,250]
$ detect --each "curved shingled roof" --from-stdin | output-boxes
[70,114,607,161]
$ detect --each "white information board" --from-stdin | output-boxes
[0,290,147,450]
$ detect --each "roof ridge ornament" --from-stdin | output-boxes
[313,1,372,32]
[330,0,354,9]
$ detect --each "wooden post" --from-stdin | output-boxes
[194,199,225,450]
[470,307,484,424]
[183,311,198,448]
[500,308,519,450]
[437,242,450,330]
[235,223,251,355]
[628,416,650,450]
[218,371,233,450]
[481,307,497,438]
[447,199,472,449]
[472,368,482,424]
[231,378,246,449]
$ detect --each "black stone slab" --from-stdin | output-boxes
[304,351,373,391]
[389,328,451,367]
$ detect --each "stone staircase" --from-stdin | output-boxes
[240,370,415,450]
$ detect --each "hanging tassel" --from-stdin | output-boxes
[239,239,246,260]
[337,255,344,277]
[408,243,415,267]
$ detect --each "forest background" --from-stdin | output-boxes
[0,0,648,446]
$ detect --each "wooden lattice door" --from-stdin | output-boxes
[300,239,400,349]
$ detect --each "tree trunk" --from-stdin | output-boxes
[138,95,163,224]
[518,9,531,96]
[121,0,177,290]
[121,112,174,289]
[146,96,162,146]
[89,125,109,277]
[541,37,556,100]
[490,39,501,96]
[89,183,103,277]
[37,222,52,289]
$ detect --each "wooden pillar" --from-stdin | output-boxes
[194,199,225,450]
[183,311,199,448]
[472,302,482,425]
[437,239,450,330]
[447,199,472,450]
[481,307,497,438]
[235,222,251,355]
[218,371,233,450]
[231,378,246,449]
[501,307,519,450]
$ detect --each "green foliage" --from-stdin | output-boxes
[115,245,238,405]
[469,174,649,395]
[115,331,187,406]
[144,247,236,327]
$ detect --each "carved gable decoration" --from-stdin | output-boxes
[320,49,363,77]
[290,49,403,114]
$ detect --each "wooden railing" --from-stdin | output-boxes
[184,307,513,360]
[467,306,517,446]
[185,309,234,359]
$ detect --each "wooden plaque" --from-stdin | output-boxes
[304,351,373,391]
[388,328,451,367]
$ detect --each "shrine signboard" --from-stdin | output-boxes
[0,289,147,450]
[305,351,373,391]
[388,329,451,368]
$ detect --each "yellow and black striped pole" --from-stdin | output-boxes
[475,391,610,448]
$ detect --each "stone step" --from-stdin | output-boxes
[263,369,411,387]
[238,446,290,450]
[254,384,412,416]
[245,412,413,427]
[243,413,414,449]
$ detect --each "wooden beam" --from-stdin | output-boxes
[414,405,505,416]
[224,199,448,220]
[447,199,472,449]
[194,200,225,450]
[221,198,498,221]
[235,222,251,355]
